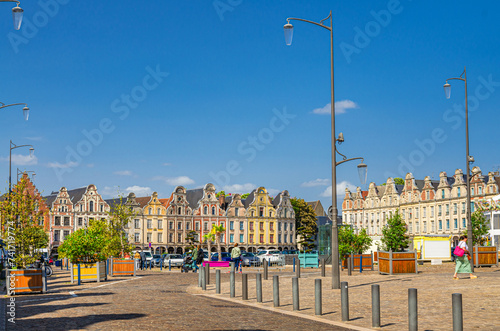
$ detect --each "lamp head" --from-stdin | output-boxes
[23,106,29,121]
[337,132,344,144]
[357,162,368,185]
[284,23,293,46]
[443,81,451,99]
[12,6,24,30]
[29,147,34,158]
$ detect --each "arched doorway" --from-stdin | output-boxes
[221,247,226,252]
[228,247,233,253]
[135,246,142,251]
[452,236,459,246]
[155,247,161,254]
[211,247,216,252]
[248,247,256,253]
[176,247,183,254]
[268,247,276,250]
[160,247,166,254]
[168,247,174,254]
[278,247,282,251]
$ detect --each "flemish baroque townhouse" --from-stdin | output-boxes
[342,167,500,246]
[45,184,110,256]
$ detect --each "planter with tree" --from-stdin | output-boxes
[338,226,373,271]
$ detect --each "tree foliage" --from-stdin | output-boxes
[107,196,135,258]
[58,219,109,264]
[0,176,48,268]
[381,177,404,186]
[291,198,317,252]
[241,193,250,199]
[338,226,372,260]
[215,191,225,198]
[185,230,198,254]
[463,210,490,245]
[379,209,410,252]
[212,224,226,261]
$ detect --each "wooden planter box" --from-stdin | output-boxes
[298,252,319,268]
[341,253,374,271]
[71,261,107,283]
[112,259,136,276]
[472,246,499,267]
[378,250,418,275]
[7,269,47,295]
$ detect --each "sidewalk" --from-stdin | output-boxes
[189,262,500,331]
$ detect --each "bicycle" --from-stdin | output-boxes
[27,256,53,277]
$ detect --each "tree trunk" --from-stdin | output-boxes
[217,236,222,261]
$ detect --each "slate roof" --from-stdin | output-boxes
[134,197,151,208]
[43,186,87,208]
[186,188,204,209]
[242,190,256,209]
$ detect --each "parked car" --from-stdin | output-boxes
[150,254,163,267]
[241,252,259,266]
[163,254,184,268]
[256,250,282,262]
[210,252,232,262]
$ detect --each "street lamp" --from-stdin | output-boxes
[0,102,30,120]
[0,0,24,30]
[443,66,474,271]
[17,168,35,182]
[284,12,366,289]
[9,140,34,193]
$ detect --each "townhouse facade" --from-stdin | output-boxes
[342,167,500,246]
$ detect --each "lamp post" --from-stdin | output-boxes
[0,0,25,30]
[9,140,34,193]
[17,168,35,183]
[283,12,367,289]
[443,67,474,271]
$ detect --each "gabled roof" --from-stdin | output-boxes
[159,198,171,209]
[43,186,87,208]
[186,188,204,209]
[242,190,256,209]
[135,196,151,208]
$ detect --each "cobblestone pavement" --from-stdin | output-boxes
[8,268,353,331]
[190,263,500,331]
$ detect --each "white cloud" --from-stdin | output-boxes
[7,154,38,166]
[223,183,256,193]
[320,181,357,197]
[312,100,358,115]
[114,170,133,176]
[301,178,329,187]
[24,136,43,141]
[125,186,152,196]
[46,161,78,169]
[153,176,195,186]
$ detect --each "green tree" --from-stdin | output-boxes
[212,224,226,261]
[107,196,136,258]
[241,193,250,199]
[0,176,48,268]
[291,198,317,252]
[463,210,490,245]
[381,177,404,186]
[58,219,109,264]
[216,191,225,198]
[379,209,410,252]
[338,226,372,260]
[203,232,215,258]
[185,230,198,254]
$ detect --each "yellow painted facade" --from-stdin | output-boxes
[143,192,168,247]
[246,187,277,247]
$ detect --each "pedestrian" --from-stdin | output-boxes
[140,251,146,270]
[134,251,141,270]
[194,245,204,273]
[231,243,242,273]
[453,235,477,280]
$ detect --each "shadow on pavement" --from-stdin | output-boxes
[14,313,145,330]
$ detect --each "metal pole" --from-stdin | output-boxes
[169,259,171,271]
[263,259,268,280]
[347,257,352,276]
[315,279,322,315]
[216,269,221,294]
[42,267,47,293]
[198,266,202,287]
[372,284,381,328]
[273,275,280,307]
[77,264,81,286]
[230,269,235,298]
[256,273,262,303]
[463,67,474,272]
[452,293,463,331]
[66,258,68,271]
[206,263,210,285]
[321,258,325,277]
[341,281,349,321]
[242,273,248,300]
[409,288,418,331]
[292,277,299,311]
[295,256,300,278]
[293,257,295,272]
[201,266,206,291]
[231,261,235,273]
[360,255,363,273]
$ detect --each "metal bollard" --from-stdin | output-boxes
[169,259,171,271]
[315,279,322,315]
[341,281,349,321]
[263,259,268,280]
[66,258,69,271]
[360,255,363,273]
[198,266,202,287]
[106,259,109,276]
[293,257,295,272]
[273,275,280,307]
[452,293,463,331]
[372,284,381,328]
[150,259,152,270]
[77,264,81,286]
[292,277,299,311]
[216,269,221,294]
[295,257,300,278]
[321,258,325,277]
[256,273,262,303]
[347,258,352,276]
[160,259,162,271]
[230,269,235,298]
[206,263,210,285]
[230,261,235,273]
[409,288,418,331]
[201,266,206,290]
[242,273,248,300]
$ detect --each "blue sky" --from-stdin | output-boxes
[1,0,500,212]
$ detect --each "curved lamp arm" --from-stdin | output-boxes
[336,156,364,167]
[286,13,332,31]
[0,0,20,5]
[0,102,27,109]
[11,141,34,151]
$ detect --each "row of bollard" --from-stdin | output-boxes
[198,261,464,330]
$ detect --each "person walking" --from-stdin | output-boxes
[453,235,477,280]
[140,251,146,271]
[192,245,202,273]
[134,251,141,270]
[231,243,242,273]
